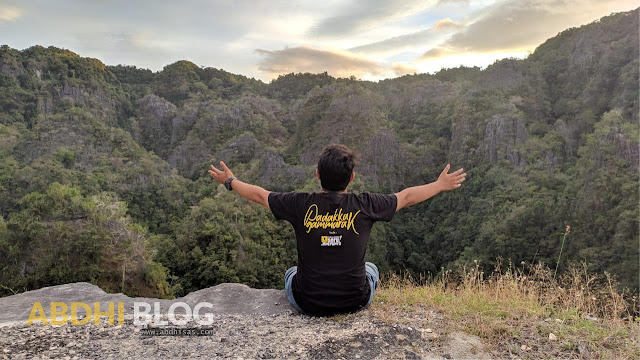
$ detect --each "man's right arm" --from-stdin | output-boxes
[209,161,271,210]
[394,164,466,211]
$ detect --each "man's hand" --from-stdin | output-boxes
[208,161,271,209]
[436,164,466,191]
[209,161,234,185]
[395,164,467,211]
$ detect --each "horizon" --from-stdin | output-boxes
[0,0,637,82]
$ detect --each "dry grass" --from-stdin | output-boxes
[371,260,640,359]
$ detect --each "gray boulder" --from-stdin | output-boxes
[0,282,293,325]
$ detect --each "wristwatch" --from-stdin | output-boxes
[224,176,237,191]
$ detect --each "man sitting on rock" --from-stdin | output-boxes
[209,144,466,316]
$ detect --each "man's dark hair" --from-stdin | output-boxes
[317,144,359,191]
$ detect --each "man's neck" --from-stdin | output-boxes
[321,188,347,194]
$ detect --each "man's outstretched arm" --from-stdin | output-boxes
[394,164,466,211]
[209,161,271,210]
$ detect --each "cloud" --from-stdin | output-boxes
[2,0,636,82]
[391,62,418,76]
[437,0,469,4]
[349,17,464,56]
[418,0,639,61]
[308,0,437,38]
[255,45,416,80]
[419,47,454,60]
[0,5,24,22]
[256,46,384,77]
[432,17,465,31]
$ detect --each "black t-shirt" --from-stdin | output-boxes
[268,190,397,316]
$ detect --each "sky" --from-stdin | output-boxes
[0,0,637,82]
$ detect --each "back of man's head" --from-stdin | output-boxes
[317,144,359,191]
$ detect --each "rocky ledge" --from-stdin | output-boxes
[0,283,487,359]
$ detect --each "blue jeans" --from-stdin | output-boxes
[284,262,380,315]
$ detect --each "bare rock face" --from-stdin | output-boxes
[360,129,402,190]
[571,31,599,69]
[36,95,54,115]
[297,127,404,192]
[448,114,476,167]
[293,84,385,166]
[166,95,287,177]
[138,94,175,123]
[168,133,263,179]
[0,55,24,76]
[169,101,202,145]
[16,110,174,193]
[17,114,124,171]
[167,140,211,176]
[611,131,639,169]
[55,82,118,123]
[404,80,458,109]
[299,148,320,167]
[483,114,528,166]
[217,133,260,165]
[592,113,640,170]
[192,95,281,138]
[136,94,178,157]
[260,151,307,191]
[385,79,460,116]
[481,58,525,90]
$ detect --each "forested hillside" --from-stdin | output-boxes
[0,9,637,298]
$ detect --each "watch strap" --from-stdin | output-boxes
[225,176,237,191]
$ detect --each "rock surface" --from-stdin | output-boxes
[0,282,291,325]
[483,113,527,165]
[0,283,489,359]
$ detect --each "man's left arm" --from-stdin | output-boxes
[209,161,271,210]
